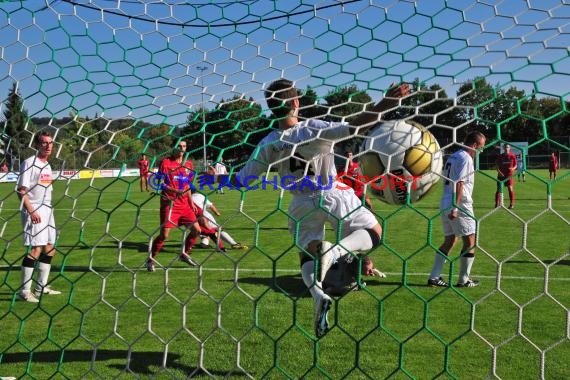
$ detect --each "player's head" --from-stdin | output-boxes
[35,131,54,158]
[265,79,299,118]
[361,256,372,275]
[345,150,353,159]
[504,144,511,153]
[463,131,486,153]
[141,153,146,159]
[362,256,382,276]
[172,140,187,159]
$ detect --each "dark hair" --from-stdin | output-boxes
[35,131,53,145]
[347,255,373,277]
[169,140,186,159]
[265,79,298,118]
[463,131,485,147]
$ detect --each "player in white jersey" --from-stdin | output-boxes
[213,158,228,194]
[237,78,409,337]
[16,131,61,303]
[428,131,486,288]
[191,192,247,250]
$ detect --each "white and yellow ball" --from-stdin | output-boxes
[359,120,442,205]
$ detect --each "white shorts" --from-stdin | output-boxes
[21,205,56,247]
[441,209,476,237]
[288,186,378,249]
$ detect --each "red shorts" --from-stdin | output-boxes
[497,175,514,187]
[160,199,197,228]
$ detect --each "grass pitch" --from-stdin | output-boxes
[0,170,569,379]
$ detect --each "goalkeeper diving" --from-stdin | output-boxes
[235,79,409,338]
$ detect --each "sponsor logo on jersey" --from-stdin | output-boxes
[39,173,52,185]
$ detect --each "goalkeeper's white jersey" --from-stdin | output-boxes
[237,119,350,196]
[440,149,474,210]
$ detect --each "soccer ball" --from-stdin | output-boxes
[358,120,443,205]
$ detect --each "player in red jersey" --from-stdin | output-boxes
[549,151,558,180]
[495,144,517,209]
[137,153,150,192]
[146,140,212,271]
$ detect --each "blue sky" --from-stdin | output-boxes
[1,0,569,127]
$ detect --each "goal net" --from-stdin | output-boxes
[1,1,569,378]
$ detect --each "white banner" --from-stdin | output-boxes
[0,168,141,183]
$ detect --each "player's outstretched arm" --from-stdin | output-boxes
[351,83,410,130]
[209,203,222,217]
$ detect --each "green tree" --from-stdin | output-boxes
[543,97,570,141]
[323,85,372,124]
[183,96,267,164]
[493,86,534,143]
[455,77,498,138]
[112,132,145,167]
[144,123,178,161]
[298,86,327,119]
[2,82,34,169]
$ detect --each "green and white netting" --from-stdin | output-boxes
[1,1,569,378]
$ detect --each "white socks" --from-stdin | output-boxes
[202,231,237,246]
[22,261,52,292]
[430,251,474,284]
[220,231,237,246]
[331,229,375,262]
[430,252,447,279]
[21,266,35,292]
[301,261,325,300]
[459,256,474,284]
[37,262,52,290]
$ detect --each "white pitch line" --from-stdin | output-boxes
[1,265,568,281]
